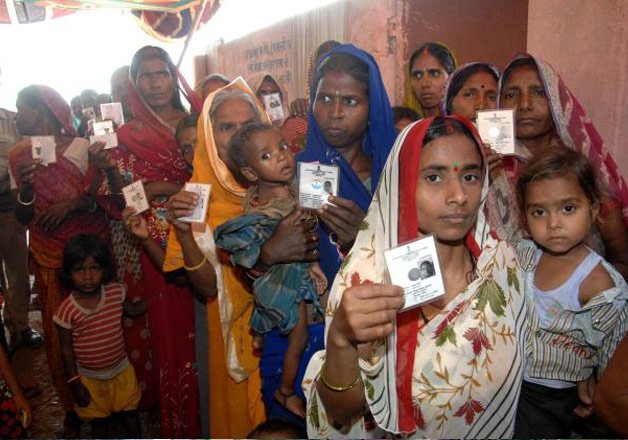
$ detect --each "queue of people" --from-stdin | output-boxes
[0,36,626,440]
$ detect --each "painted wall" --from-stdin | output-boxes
[527,0,628,177]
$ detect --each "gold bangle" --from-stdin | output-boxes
[183,256,207,272]
[67,375,80,384]
[320,364,362,392]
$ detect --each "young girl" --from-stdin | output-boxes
[215,122,327,418]
[514,148,628,438]
[54,234,146,438]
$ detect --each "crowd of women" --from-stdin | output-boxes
[0,37,626,439]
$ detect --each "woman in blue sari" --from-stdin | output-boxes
[260,43,397,422]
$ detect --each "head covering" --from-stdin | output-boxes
[500,53,628,227]
[246,72,288,124]
[298,43,397,282]
[440,62,500,116]
[19,85,78,137]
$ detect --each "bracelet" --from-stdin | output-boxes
[183,256,207,272]
[17,192,35,206]
[320,363,362,392]
[67,375,80,384]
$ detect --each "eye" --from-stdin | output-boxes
[343,97,359,107]
[502,90,517,100]
[279,142,288,151]
[429,69,441,78]
[463,90,475,99]
[462,173,480,183]
[424,174,442,183]
[316,94,332,104]
[487,93,497,102]
[261,152,271,160]
[529,208,545,218]
[533,88,546,97]
[412,71,423,80]
[219,124,234,133]
[562,204,577,214]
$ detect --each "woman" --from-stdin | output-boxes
[257,43,398,423]
[9,85,108,435]
[91,45,202,437]
[303,116,528,438]
[247,72,288,127]
[404,42,457,117]
[498,54,628,278]
[441,62,499,122]
[163,78,269,438]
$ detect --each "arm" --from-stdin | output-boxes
[0,345,31,420]
[598,201,628,280]
[13,159,39,225]
[122,207,165,269]
[88,141,125,210]
[56,324,90,407]
[594,333,628,436]
[35,194,96,232]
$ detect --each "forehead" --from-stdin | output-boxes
[215,98,256,122]
[503,64,543,88]
[412,51,445,70]
[136,57,170,74]
[461,70,498,89]
[316,70,367,95]
[525,173,585,201]
[421,132,482,165]
[250,128,281,147]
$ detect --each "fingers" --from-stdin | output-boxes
[166,190,199,220]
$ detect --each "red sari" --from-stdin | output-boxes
[98,69,201,436]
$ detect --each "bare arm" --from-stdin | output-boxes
[598,202,628,280]
[594,333,628,436]
[57,324,90,407]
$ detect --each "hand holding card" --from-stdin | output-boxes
[178,183,211,223]
[122,180,150,214]
[476,109,515,155]
[298,162,339,209]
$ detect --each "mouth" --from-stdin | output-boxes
[419,93,437,101]
[323,127,345,138]
[517,117,538,125]
[440,213,469,224]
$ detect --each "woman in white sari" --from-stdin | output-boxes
[303,115,529,438]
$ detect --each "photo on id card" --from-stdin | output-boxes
[384,235,445,311]
[298,162,339,210]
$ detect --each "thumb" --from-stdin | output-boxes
[287,207,303,224]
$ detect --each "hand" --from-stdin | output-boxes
[260,208,319,266]
[122,206,149,240]
[289,98,309,117]
[69,380,91,407]
[165,189,199,233]
[484,145,504,183]
[35,199,74,231]
[574,375,596,418]
[88,141,116,170]
[13,392,32,427]
[16,158,40,187]
[328,283,405,349]
[309,262,328,295]
[317,195,366,253]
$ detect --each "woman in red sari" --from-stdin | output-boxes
[91,45,202,437]
[9,85,108,435]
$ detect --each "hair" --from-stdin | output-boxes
[60,234,114,289]
[198,73,230,88]
[408,42,457,76]
[313,39,342,64]
[176,112,199,142]
[130,45,186,112]
[312,52,370,93]
[247,419,307,439]
[422,116,480,151]
[516,147,603,217]
[392,106,420,124]
[17,85,63,132]
[445,64,499,114]
[420,260,435,276]
[227,122,276,174]
[209,87,263,130]
[501,57,537,87]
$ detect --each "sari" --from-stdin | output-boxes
[498,54,628,228]
[8,86,108,412]
[163,78,267,438]
[101,62,201,437]
[303,116,529,438]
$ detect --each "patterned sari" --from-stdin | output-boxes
[99,61,201,437]
[8,86,108,412]
[303,116,529,438]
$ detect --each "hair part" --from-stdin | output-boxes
[423,116,481,151]
[408,42,457,75]
[446,64,499,114]
[60,234,114,289]
[501,57,537,87]
[516,147,603,218]
[313,52,370,93]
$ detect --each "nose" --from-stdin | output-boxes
[476,94,487,112]
[547,211,562,230]
[446,177,467,205]
[330,99,344,119]
[519,91,532,111]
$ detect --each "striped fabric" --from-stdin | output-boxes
[517,240,628,382]
[54,283,129,380]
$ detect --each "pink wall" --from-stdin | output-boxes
[527,0,628,178]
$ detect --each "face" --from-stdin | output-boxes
[524,174,594,256]
[178,126,197,167]
[256,76,281,104]
[415,132,483,243]
[410,51,449,111]
[71,256,104,295]
[500,64,554,140]
[451,70,498,121]
[213,98,257,163]
[201,79,228,100]
[135,58,175,110]
[313,70,369,150]
[419,262,431,279]
[243,128,295,185]
[15,97,40,136]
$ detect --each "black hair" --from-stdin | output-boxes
[60,234,114,289]
[313,40,342,64]
[227,121,276,174]
[130,45,186,113]
[175,112,199,142]
[501,57,537,88]
[392,106,420,124]
[17,85,63,132]
[247,419,307,439]
[422,116,480,151]
[445,64,499,114]
[312,52,369,93]
[408,42,456,75]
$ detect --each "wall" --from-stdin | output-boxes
[527,0,628,177]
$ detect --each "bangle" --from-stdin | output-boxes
[67,375,80,384]
[17,192,35,206]
[183,256,207,272]
[320,363,362,392]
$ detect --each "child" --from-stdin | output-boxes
[176,113,199,172]
[514,148,628,438]
[215,122,327,419]
[54,234,146,438]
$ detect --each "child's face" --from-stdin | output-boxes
[71,256,104,295]
[244,128,295,184]
[524,174,594,256]
[178,126,197,167]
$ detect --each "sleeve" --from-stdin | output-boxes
[53,298,74,330]
[594,290,628,376]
